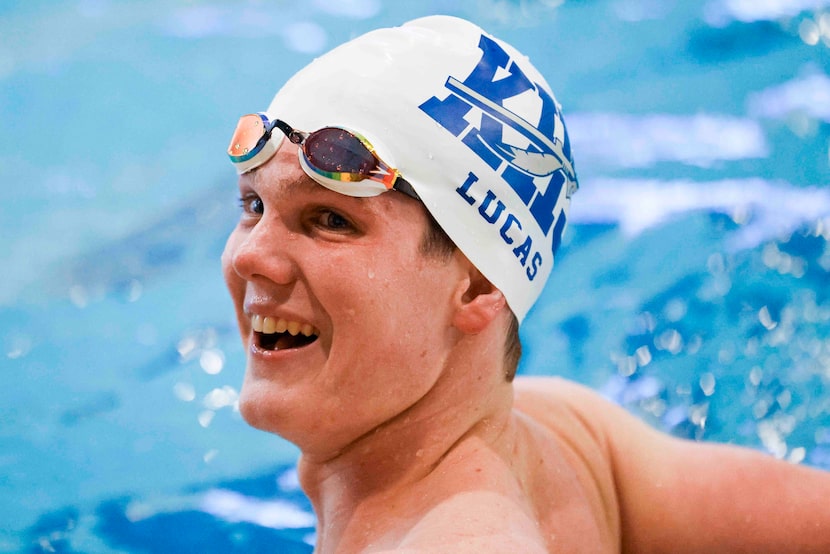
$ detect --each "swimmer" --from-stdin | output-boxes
[222,16,830,553]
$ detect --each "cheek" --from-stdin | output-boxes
[333,260,455,357]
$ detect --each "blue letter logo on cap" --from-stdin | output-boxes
[419,34,575,247]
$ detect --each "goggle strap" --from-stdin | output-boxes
[392,177,420,201]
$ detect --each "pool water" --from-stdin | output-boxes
[2,0,830,551]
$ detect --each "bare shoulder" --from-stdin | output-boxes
[514,375,622,411]
[513,376,636,442]
[391,490,549,554]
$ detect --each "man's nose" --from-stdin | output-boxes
[227,218,298,286]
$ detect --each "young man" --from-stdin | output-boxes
[222,16,830,553]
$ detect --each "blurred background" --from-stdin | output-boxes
[2,0,829,551]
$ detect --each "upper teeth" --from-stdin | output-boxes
[251,314,317,337]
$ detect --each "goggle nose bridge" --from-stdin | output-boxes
[272,119,307,146]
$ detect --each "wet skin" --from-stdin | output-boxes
[222,140,499,460]
[222,140,830,553]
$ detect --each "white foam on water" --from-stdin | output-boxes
[571,177,830,249]
[200,488,316,529]
[567,113,768,169]
[282,21,328,54]
[704,0,830,24]
[163,6,329,54]
[748,69,830,123]
[311,0,381,19]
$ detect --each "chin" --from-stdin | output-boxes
[237,377,318,445]
[237,380,285,434]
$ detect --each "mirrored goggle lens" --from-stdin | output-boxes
[228,114,268,162]
[303,127,384,183]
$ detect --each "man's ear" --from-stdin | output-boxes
[451,264,508,334]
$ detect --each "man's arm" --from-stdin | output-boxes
[553,378,830,553]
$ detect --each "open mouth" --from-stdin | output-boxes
[251,315,319,351]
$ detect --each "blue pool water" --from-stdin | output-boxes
[2,0,830,551]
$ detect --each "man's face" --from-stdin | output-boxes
[222,140,468,457]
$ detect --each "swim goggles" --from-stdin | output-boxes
[227,113,419,200]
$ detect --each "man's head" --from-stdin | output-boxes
[222,16,576,447]
[228,15,577,322]
[222,139,513,453]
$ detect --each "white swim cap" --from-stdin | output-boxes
[264,15,578,322]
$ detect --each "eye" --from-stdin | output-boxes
[314,209,354,232]
[238,193,264,216]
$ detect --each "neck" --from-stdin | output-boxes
[297,339,515,549]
